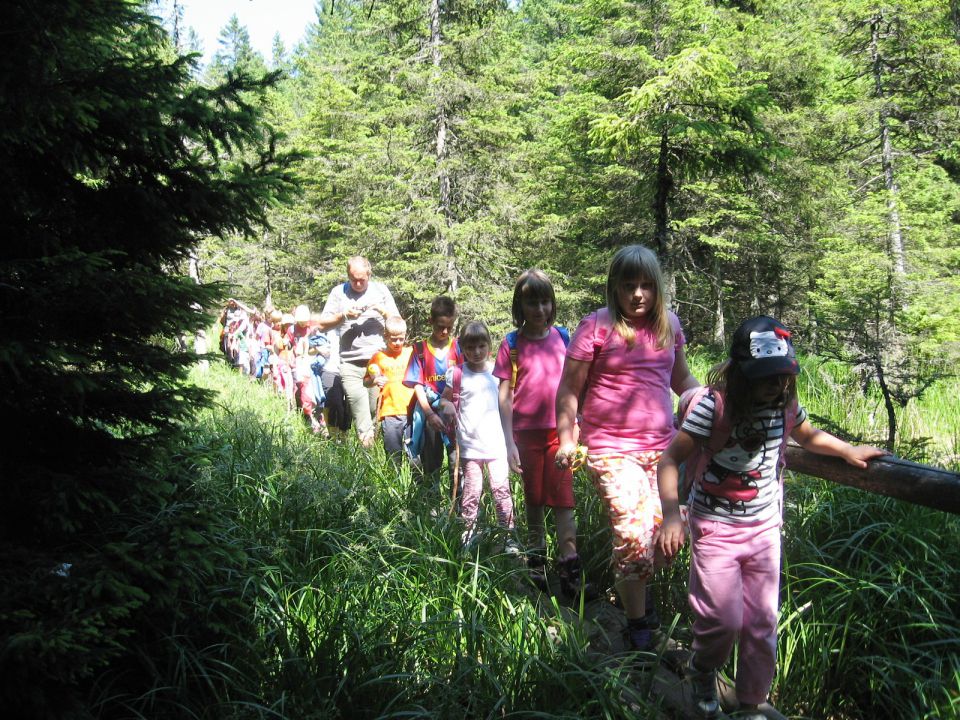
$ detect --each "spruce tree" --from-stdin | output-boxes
[0,1,296,715]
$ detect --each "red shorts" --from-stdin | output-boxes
[516,428,575,508]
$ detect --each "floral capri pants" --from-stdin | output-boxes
[586,450,686,581]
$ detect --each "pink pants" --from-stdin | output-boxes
[460,458,514,537]
[296,377,316,419]
[273,362,295,404]
[689,512,782,705]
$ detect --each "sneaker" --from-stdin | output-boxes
[625,610,660,652]
[625,624,653,652]
[686,654,720,719]
[556,553,599,600]
[526,549,550,592]
[503,538,522,556]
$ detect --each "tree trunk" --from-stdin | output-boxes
[712,257,725,346]
[188,247,200,283]
[653,127,676,306]
[870,15,906,287]
[874,358,898,450]
[430,0,457,294]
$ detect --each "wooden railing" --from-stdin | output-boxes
[784,445,960,515]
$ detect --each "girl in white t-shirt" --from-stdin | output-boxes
[439,320,515,548]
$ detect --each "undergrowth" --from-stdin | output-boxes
[106,356,959,719]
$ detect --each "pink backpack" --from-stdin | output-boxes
[677,385,799,495]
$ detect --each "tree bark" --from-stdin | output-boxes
[653,127,676,306]
[712,257,725,346]
[870,15,906,284]
[430,0,457,294]
[784,445,960,515]
[874,357,898,450]
[188,247,200,283]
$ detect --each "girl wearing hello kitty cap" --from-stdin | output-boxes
[656,315,887,720]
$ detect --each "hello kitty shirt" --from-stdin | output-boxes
[682,393,807,524]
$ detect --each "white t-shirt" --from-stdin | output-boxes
[446,362,507,461]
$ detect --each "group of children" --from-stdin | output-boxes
[218,299,341,435]
[219,248,886,719]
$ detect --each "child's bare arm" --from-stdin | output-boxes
[498,379,521,474]
[656,430,696,560]
[555,358,589,468]
[438,386,456,426]
[791,419,888,468]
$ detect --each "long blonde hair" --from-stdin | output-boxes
[604,244,673,349]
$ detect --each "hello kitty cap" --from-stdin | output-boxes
[730,316,800,378]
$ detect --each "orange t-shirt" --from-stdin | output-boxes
[366,347,414,419]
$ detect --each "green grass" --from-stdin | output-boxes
[175,362,664,719]
[160,356,960,719]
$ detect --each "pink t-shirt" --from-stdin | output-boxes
[492,327,567,432]
[566,309,685,454]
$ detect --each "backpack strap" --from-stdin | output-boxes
[556,325,571,346]
[677,386,733,493]
[506,330,520,390]
[777,396,800,475]
[405,340,429,419]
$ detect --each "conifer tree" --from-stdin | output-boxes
[0,1,296,714]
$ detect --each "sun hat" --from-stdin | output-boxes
[281,313,295,326]
[269,310,283,323]
[294,304,310,324]
[730,316,800,379]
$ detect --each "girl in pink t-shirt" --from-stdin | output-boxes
[556,245,699,652]
[494,270,587,597]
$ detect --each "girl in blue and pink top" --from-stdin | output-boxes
[494,269,584,595]
[555,244,699,651]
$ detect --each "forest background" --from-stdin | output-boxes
[2,1,959,718]
[181,0,960,450]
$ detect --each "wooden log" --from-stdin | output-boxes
[784,445,960,515]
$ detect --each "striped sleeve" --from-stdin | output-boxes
[681,393,715,439]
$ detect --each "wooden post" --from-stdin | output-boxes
[784,445,960,515]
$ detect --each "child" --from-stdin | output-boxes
[289,304,324,434]
[364,316,415,463]
[252,311,274,380]
[403,296,463,502]
[304,314,331,436]
[439,321,515,548]
[272,312,297,413]
[556,245,699,651]
[494,269,585,594]
[656,316,886,719]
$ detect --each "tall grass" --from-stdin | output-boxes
[778,482,960,719]
[177,364,662,719]
[168,357,960,719]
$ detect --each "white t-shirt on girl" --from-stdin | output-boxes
[446,362,507,461]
